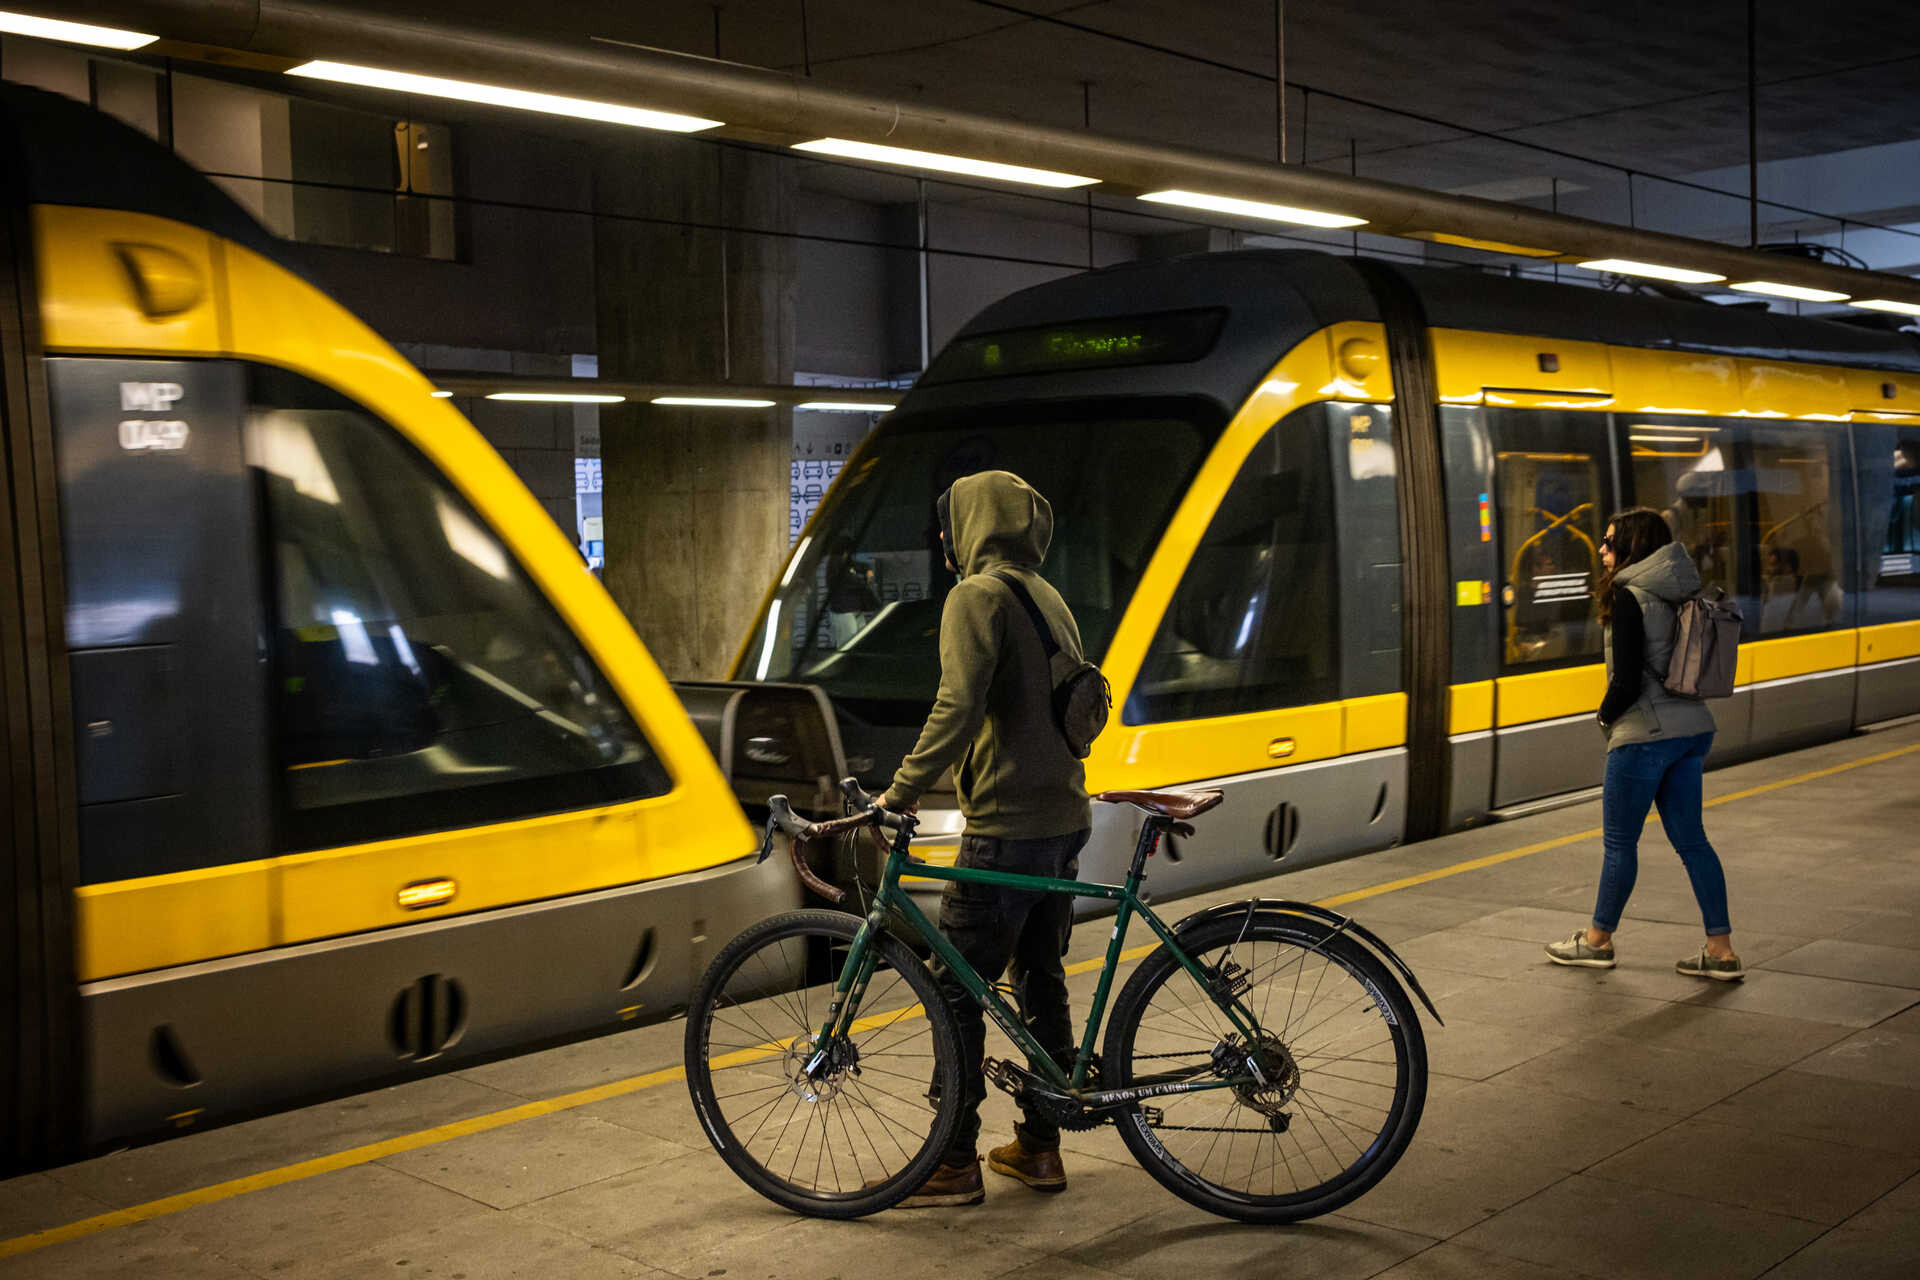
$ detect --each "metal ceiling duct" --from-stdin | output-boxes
[29,0,1920,309]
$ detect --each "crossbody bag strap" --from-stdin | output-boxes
[988,570,1061,658]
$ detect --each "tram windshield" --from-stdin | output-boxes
[740,405,1215,732]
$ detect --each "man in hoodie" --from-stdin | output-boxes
[881,470,1093,1208]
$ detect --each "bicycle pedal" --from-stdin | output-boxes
[983,1057,1024,1097]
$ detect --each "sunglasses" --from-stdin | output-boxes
[1599,534,1615,550]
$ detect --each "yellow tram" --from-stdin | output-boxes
[737,250,1920,902]
[1,83,798,1168]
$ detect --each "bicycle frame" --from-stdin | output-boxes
[808,815,1265,1101]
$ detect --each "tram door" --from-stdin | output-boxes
[49,358,274,896]
[1442,406,1615,813]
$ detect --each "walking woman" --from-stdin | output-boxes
[1545,508,1744,980]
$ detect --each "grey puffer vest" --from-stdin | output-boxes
[1601,541,1717,750]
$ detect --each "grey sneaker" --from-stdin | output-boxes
[1545,928,1616,968]
[1676,947,1745,981]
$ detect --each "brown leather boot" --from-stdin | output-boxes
[894,1155,984,1208]
[987,1134,1066,1191]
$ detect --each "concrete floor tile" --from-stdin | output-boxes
[1590,1116,1920,1225]
[1452,1174,1822,1280]
[377,1110,693,1210]
[1879,1003,1920,1036]
[0,1218,256,1280]
[0,1171,112,1238]
[44,1071,526,1209]
[1422,1017,1568,1082]
[1762,939,1920,989]
[1370,1241,1600,1280]
[1412,1079,1687,1171]
[1062,1201,1433,1279]
[1842,912,1920,952]
[454,1023,682,1100]
[1682,969,1918,1027]
[1490,1036,1777,1115]
[700,1212,1055,1280]
[1701,1071,1920,1155]
[1331,1133,1573,1239]
[1588,1001,1851,1069]
[512,1151,793,1274]
[302,1208,676,1280]
[1422,972,1670,1040]
[577,1085,715,1152]
[1375,931,1557,984]
[1448,905,1586,943]
[164,1163,492,1275]
[1787,1026,1920,1091]
[1759,1224,1920,1280]
[993,1259,1137,1280]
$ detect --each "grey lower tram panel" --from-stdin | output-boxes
[1072,748,1410,909]
[80,854,801,1147]
[1856,657,1920,726]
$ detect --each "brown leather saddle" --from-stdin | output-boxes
[1094,789,1223,821]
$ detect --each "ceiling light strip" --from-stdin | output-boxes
[1140,189,1365,229]
[0,10,156,49]
[1854,299,1920,316]
[651,396,777,408]
[1730,281,1851,303]
[792,138,1096,189]
[487,392,625,403]
[796,401,896,412]
[1577,259,1725,285]
[286,61,721,133]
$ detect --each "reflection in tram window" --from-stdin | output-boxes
[1488,410,1613,670]
[1621,421,1738,605]
[1857,426,1920,625]
[1128,406,1338,723]
[743,406,1214,722]
[1748,427,1848,635]
[247,367,667,850]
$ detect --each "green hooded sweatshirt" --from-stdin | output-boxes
[881,471,1092,838]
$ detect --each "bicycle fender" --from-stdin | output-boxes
[1171,898,1443,1028]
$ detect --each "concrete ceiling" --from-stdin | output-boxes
[412,0,1920,198]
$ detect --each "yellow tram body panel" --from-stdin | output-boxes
[1086,329,1403,793]
[38,206,753,980]
[1859,619,1920,665]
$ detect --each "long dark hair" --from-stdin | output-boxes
[1596,507,1673,623]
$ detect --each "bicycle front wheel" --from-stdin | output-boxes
[1103,911,1427,1223]
[684,909,964,1218]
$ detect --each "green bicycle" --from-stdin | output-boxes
[684,779,1440,1223]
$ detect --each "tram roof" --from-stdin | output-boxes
[898,249,1920,423]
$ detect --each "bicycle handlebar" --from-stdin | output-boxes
[755,777,912,903]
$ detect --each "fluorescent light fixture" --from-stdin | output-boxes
[1577,259,1725,284]
[287,61,721,133]
[1139,189,1365,229]
[0,10,156,49]
[1730,281,1850,303]
[1631,433,1710,444]
[792,138,1096,189]
[651,396,777,408]
[1854,299,1920,316]
[430,390,454,398]
[487,392,625,404]
[796,400,896,412]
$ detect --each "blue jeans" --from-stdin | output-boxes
[1594,731,1731,937]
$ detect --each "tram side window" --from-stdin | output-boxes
[247,367,668,851]
[1619,418,1740,606]
[1749,426,1849,635]
[1857,425,1920,625]
[1488,410,1613,671]
[1126,406,1338,723]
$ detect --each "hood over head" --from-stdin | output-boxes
[1613,539,1700,603]
[941,470,1053,577]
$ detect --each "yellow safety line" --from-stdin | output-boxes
[7,736,1916,1261]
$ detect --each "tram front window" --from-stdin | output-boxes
[742,408,1213,729]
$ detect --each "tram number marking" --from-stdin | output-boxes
[118,418,190,451]
[120,381,185,411]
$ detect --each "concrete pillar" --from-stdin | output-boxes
[593,137,794,679]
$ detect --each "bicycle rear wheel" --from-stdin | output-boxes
[684,909,964,1217]
[1103,911,1426,1223]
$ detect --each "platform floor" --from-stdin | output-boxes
[6,720,1920,1280]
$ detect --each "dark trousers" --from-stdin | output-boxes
[932,828,1089,1161]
